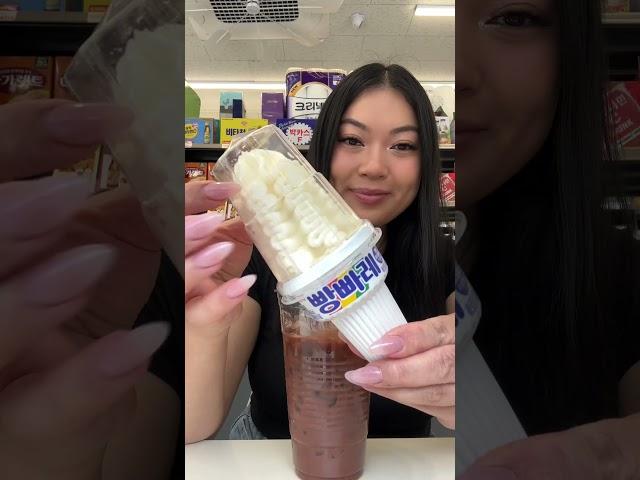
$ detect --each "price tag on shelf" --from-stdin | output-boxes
[0,7,18,21]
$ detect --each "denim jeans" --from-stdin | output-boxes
[228,402,268,440]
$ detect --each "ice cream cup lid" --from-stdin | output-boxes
[277,222,381,305]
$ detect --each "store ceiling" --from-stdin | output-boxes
[185,0,455,82]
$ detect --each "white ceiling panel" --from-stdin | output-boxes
[185,2,454,82]
[329,4,415,36]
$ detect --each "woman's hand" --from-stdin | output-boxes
[458,413,640,479]
[0,100,173,480]
[344,313,455,429]
[185,180,255,338]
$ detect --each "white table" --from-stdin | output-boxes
[186,438,454,479]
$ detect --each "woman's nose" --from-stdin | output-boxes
[358,147,389,178]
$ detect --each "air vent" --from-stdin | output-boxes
[210,0,300,24]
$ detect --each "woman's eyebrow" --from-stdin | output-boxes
[341,118,368,131]
[390,125,418,135]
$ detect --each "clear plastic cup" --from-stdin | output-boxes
[280,299,370,480]
[64,0,184,276]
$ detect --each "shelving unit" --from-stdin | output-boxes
[0,11,100,56]
[186,144,455,172]
[603,12,640,199]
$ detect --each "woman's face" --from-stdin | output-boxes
[330,87,422,228]
[456,0,558,208]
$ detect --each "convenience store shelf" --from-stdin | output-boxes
[602,12,640,25]
[0,11,100,56]
[603,13,640,81]
[186,144,455,171]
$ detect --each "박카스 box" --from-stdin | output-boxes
[607,81,640,148]
[220,118,268,146]
[286,68,346,119]
[0,56,52,104]
[276,118,316,146]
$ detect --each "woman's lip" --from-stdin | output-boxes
[351,190,390,205]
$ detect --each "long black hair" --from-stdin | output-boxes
[467,0,637,434]
[308,63,451,320]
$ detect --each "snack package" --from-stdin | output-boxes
[185,162,207,183]
[607,81,640,148]
[65,0,184,276]
[0,56,52,104]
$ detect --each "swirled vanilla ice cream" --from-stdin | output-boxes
[213,125,408,361]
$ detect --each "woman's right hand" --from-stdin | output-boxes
[185,181,255,338]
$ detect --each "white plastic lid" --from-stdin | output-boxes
[277,222,381,305]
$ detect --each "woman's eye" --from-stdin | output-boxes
[486,12,542,28]
[339,137,363,147]
[392,143,417,152]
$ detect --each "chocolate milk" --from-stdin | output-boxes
[283,329,370,480]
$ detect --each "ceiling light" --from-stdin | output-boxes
[414,5,455,17]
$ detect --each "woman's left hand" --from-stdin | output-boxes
[344,313,455,429]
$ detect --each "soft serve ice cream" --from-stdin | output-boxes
[230,148,361,280]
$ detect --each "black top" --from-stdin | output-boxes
[244,247,455,439]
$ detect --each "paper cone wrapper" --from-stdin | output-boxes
[331,282,407,362]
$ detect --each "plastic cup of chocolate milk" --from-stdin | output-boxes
[279,297,370,480]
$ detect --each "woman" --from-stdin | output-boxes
[457,0,640,477]
[185,63,455,442]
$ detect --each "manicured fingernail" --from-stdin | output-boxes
[204,182,240,200]
[25,244,117,306]
[458,466,518,480]
[43,103,134,145]
[185,213,225,240]
[192,242,235,268]
[0,174,91,239]
[345,365,383,385]
[370,335,404,356]
[99,322,170,377]
[225,274,257,299]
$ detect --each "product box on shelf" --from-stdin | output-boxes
[286,68,346,119]
[185,162,207,183]
[0,56,52,104]
[441,173,456,207]
[53,56,74,100]
[604,0,630,12]
[0,1,64,11]
[185,118,212,146]
[220,92,242,119]
[276,118,316,146]
[213,118,220,143]
[220,118,268,146]
[262,92,284,124]
[83,0,109,13]
[607,81,640,148]
[232,98,245,118]
[436,116,452,145]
